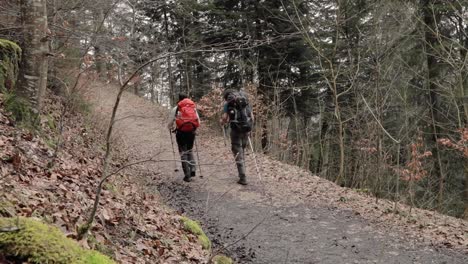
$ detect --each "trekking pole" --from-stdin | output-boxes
[247,136,261,180]
[169,129,179,172]
[194,136,203,178]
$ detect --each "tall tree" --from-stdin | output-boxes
[16,0,49,111]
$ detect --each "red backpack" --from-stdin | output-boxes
[176,98,200,132]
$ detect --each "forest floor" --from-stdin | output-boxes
[0,89,210,263]
[86,82,468,264]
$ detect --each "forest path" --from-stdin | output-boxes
[86,83,468,264]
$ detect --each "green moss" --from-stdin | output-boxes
[355,188,370,194]
[0,201,15,217]
[0,39,21,92]
[87,235,114,259]
[46,114,57,130]
[44,136,58,149]
[0,40,33,128]
[0,217,115,264]
[77,223,91,240]
[3,91,38,128]
[212,255,234,264]
[198,234,211,250]
[180,216,211,250]
[103,183,118,195]
[0,39,21,54]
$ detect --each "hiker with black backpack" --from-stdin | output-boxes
[167,93,200,182]
[220,89,254,185]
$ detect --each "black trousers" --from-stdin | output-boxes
[230,129,248,177]
[176,130,196,177]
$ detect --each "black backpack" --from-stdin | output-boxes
[226,91,253,133]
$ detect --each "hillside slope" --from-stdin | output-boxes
[85,82,467,263]
[0,91,209,263]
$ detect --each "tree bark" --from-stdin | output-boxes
[163,7,175,105]
[459,8,468,220]
[17,0,49,112]
[420,0,445,209]
[94,7,106,79]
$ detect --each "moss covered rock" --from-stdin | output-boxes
[0,39,21,91]
[180,216,211,250]
[212,254,234,264]
[0,217,114,264]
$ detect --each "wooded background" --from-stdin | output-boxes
[1,0,467,219]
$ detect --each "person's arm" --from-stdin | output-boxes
[220,112,229,125]
[219,103,229,125]
[167,106,177,130]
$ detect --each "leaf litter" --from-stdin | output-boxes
[0,92,209,263]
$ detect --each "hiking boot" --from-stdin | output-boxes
[183,175,192,182]
[237,175,247,185]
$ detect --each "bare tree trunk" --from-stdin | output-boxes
[94,7,106,79]
[463,161,468,220]
[420,0,445,210]
[163,7,175,105]
[320,117,332,179]
[332,0,348,185]
[291,94,303,167]
[181,18,192,96]
[17,0,49,112]
[460,13,468,219]
[329,66,345,184]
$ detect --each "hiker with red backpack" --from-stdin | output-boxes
[167,93,200,182]
[220,89,254,185]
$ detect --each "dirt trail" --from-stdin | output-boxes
[87,83,468,264]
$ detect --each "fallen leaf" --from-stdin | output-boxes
[22,133,33,141]
[11,152,22,170]
[102,208,112,222]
